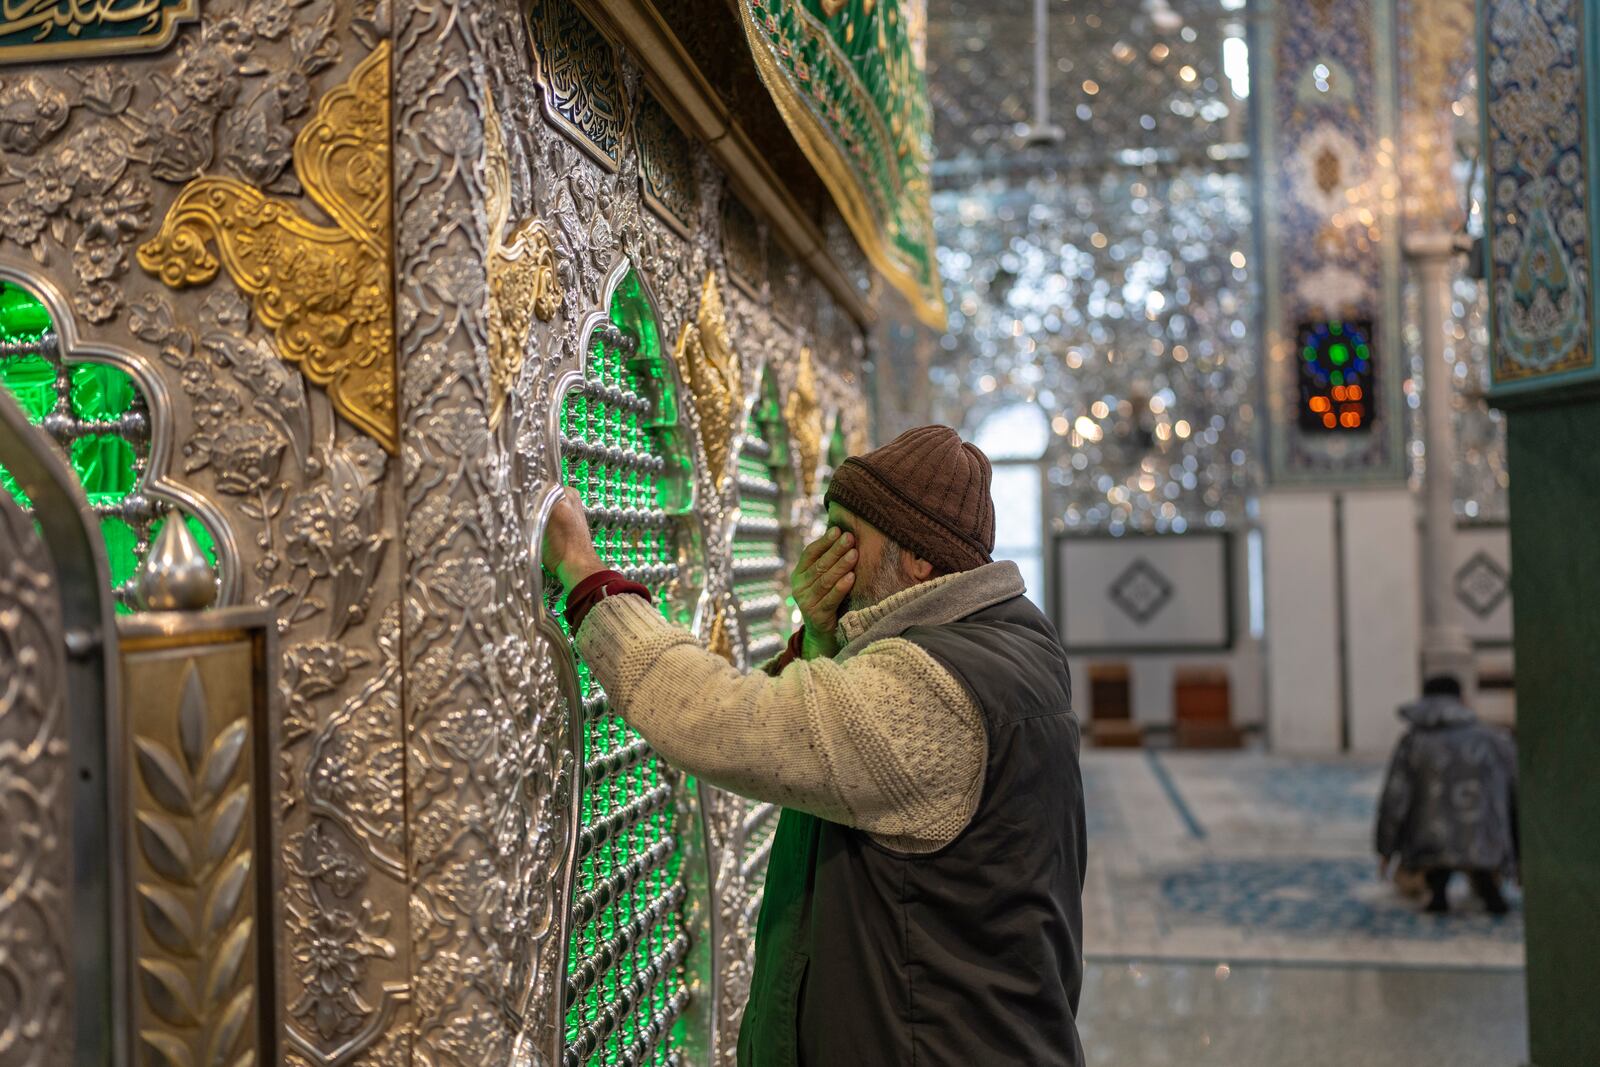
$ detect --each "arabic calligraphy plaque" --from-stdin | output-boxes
[0,0,198,64]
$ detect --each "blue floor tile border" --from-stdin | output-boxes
[1146,749,1207,840]
[1157,857,1525,942]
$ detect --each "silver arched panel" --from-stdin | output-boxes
[0,268,238,608]
[0,378,119,1065]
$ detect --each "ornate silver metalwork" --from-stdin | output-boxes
[0,369,119,1067]
[556,256,710,1067]
[0,267,237,606]
[479,8,868,1058]
[6,14,413,1063]
[136,511,217,611]
[638,89,698,240]
[0,416,73,1066]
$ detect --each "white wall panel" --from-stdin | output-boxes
[1260,492,1342,752]
[1342,489,1421,754]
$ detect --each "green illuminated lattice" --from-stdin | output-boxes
[0,283,51,339]
[71,362,136,421]
[731,377,795,663]
[823,418,848,491]
[0,353,54,423]
[0,282,215,612]
[554,269,693,1067]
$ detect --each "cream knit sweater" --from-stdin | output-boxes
[576,561,1027,852]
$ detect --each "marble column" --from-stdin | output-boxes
[1403,230,1475,693]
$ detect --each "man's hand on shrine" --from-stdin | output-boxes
[543,486,606,591]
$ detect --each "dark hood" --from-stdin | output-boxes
[1398,694,1479,729]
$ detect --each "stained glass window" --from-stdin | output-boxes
[1297,319,1375,433]
[551,268,693,1067]
[0,282,216,612]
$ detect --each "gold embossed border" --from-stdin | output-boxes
[673,272,742,490]
[139,43,398,454]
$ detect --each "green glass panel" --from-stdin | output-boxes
[0,463,30,509]
[0,354,57,423]
[71,363,136,421]
[0,283,51,339]
[558,268,694,1066]
[70,434,138,503]
[101,516,141,616]
[0,284,192,614]
[101,513,140,577]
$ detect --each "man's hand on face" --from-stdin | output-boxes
[542,486,606,592]
[792,526,857,659]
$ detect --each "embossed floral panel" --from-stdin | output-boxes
[0,474,71,1064]
[738,0,946,326]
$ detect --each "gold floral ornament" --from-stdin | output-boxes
[673,272,743,489]
[484,86,561,428]
[138,43,398,452]
[707,605,735,665]
[785,346,823,496]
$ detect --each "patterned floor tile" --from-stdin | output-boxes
[1082,750,1525,967]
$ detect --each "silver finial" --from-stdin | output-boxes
[137,513,216,611]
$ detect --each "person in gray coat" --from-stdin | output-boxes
[1375,675,1519,915]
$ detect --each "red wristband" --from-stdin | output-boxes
[564,569,651,631]
[764,628,806,675]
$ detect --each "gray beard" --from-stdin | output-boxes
[844,555,912,616]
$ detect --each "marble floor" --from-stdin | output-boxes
[1082,750,1524,967]
[1078,750,1529,1064]
[1079,959,1528,1066]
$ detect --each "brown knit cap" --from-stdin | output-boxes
[823,425,995,574]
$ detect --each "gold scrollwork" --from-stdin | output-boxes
[785,346,823,497]
[138,43,398,453]
[674,272,743,490]
[707,603,736,664]
[485,85,562,428]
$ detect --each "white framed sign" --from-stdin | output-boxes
[1054,532,1233,653]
